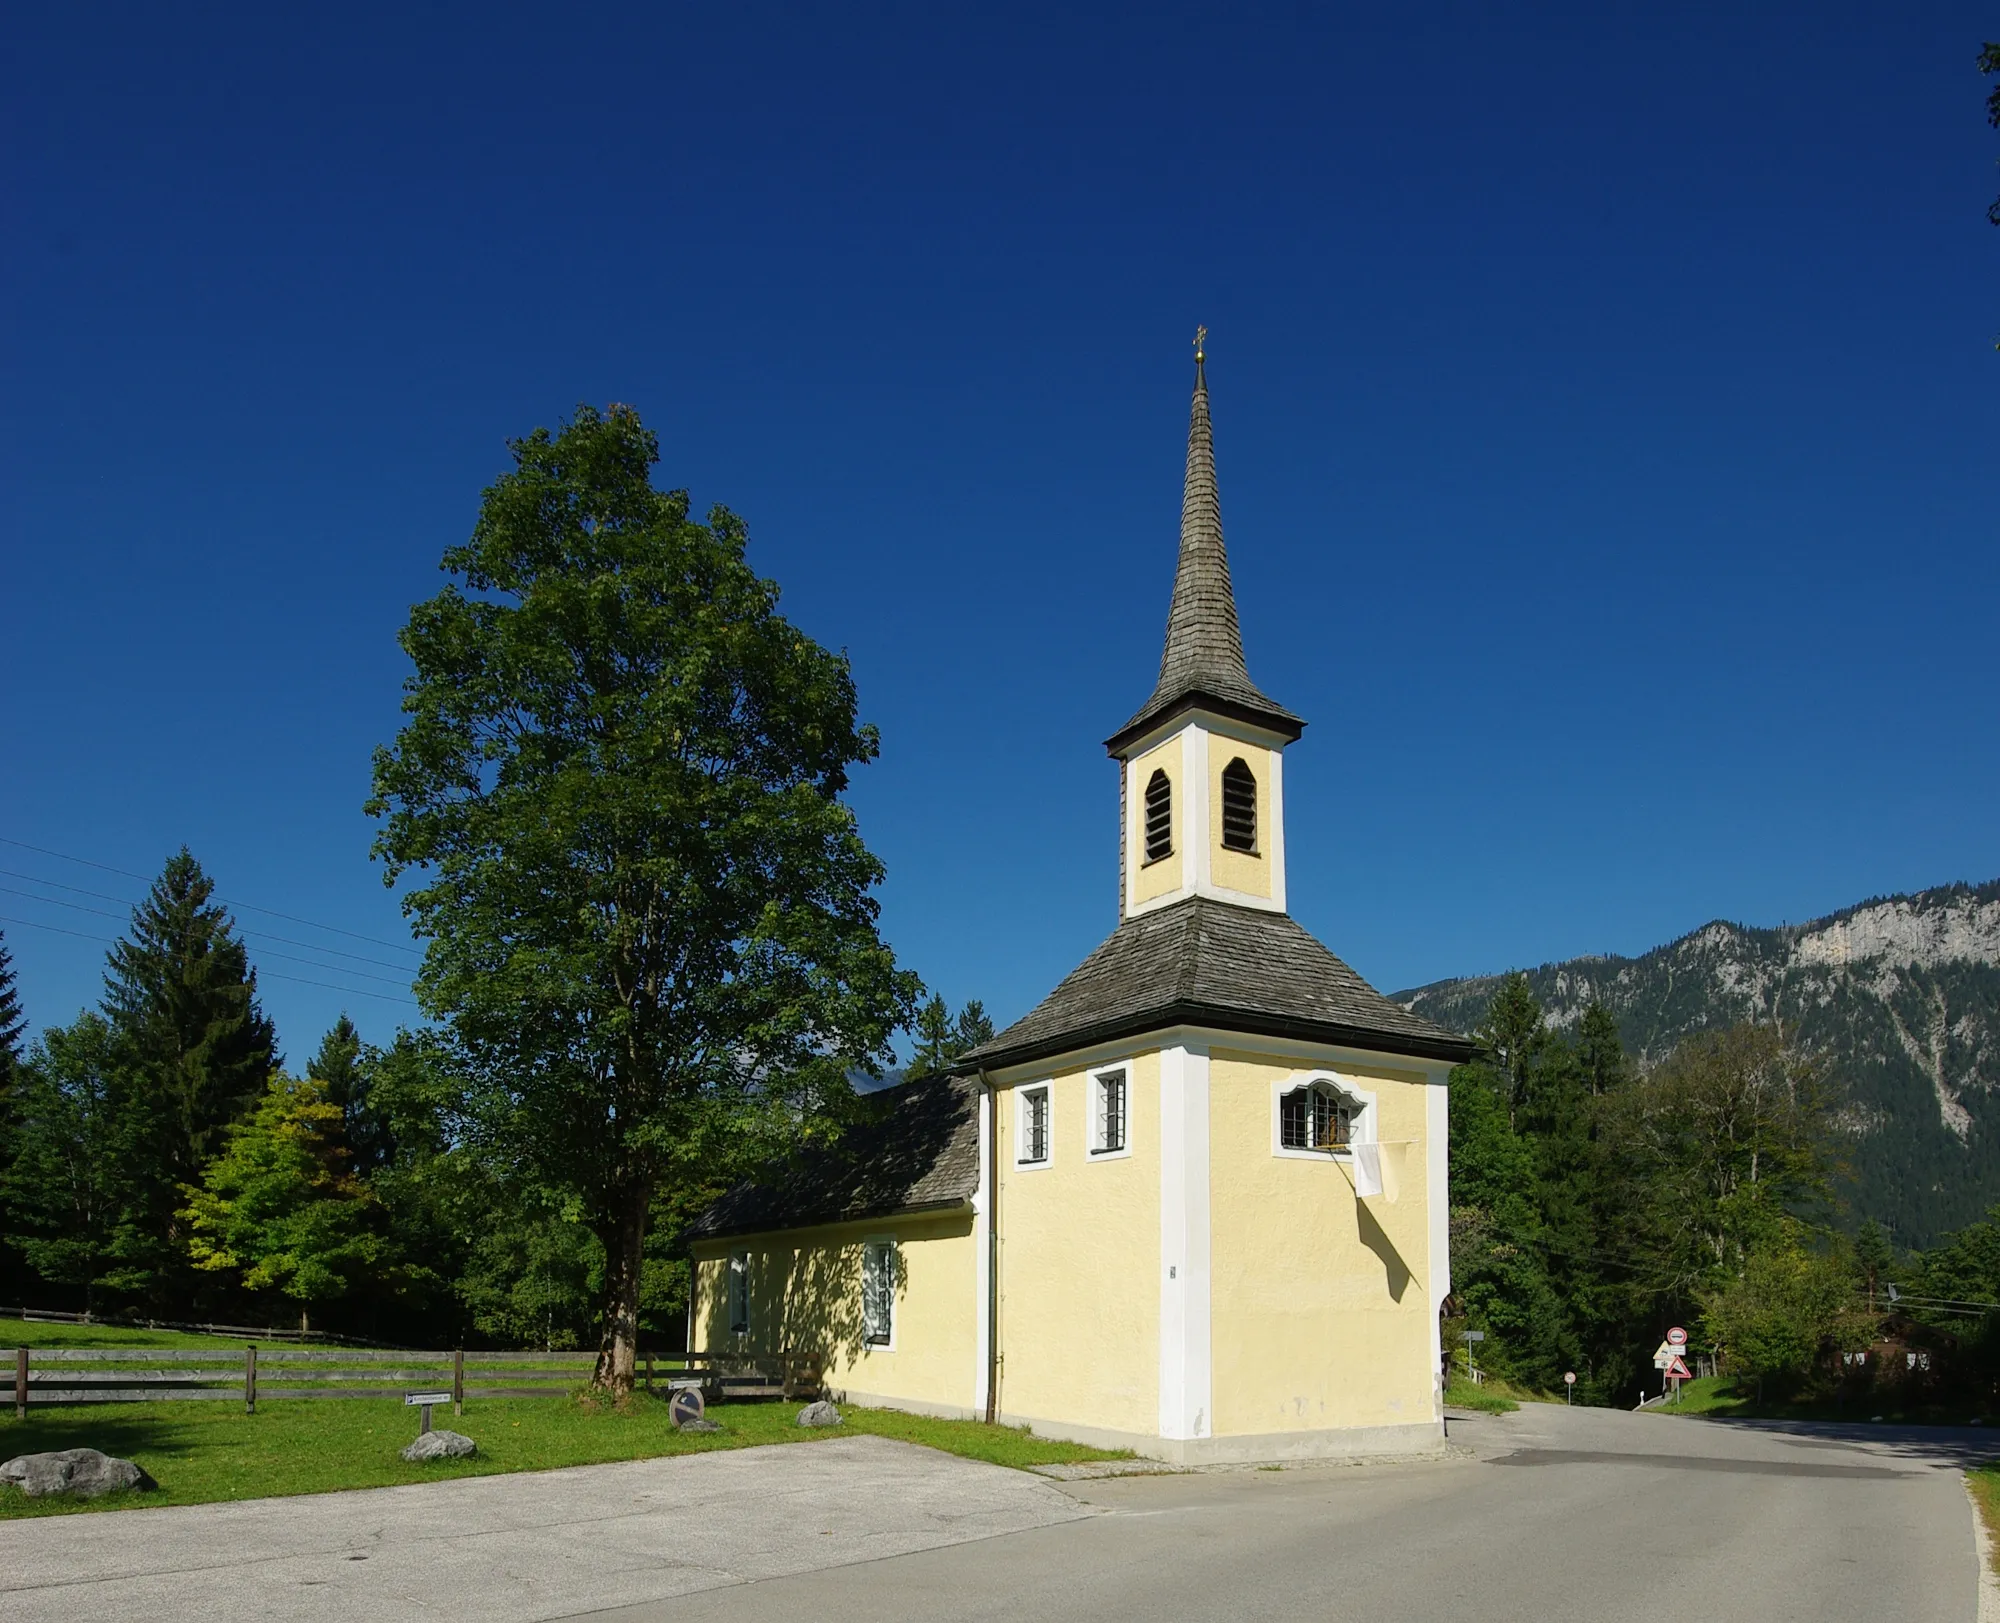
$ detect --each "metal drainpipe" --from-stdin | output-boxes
[978,1068,1000,1425]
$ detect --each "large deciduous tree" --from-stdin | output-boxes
[369,403,918,1393]
[181,1071,389,1330]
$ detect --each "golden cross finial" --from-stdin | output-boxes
[1194,324,1207,361]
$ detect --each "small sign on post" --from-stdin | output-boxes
[406,1390,452,1435]
[1563,1371,1576,1404]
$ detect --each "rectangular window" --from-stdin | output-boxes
[1093,1069,1128,1154]
[862,1238,896,1347]
[728,1251,751,1335]
[1020,1086,1051,1164]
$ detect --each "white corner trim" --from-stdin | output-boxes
[974,1084,992,1415]
[1084,1061,1135,1161]
[1270,1069,1378,1161]
[1426,1075,1450,1414]
[1183,724,1209,896]
[1267,745,1287,913]
[1158,1042,1213,1441]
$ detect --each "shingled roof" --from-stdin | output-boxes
[959,896,1473,1072]
[1107,350,1303,753]
[683,1073,980,1243]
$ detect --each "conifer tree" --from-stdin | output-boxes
[1474,971,1547,1131]
[0,929,25,1096]
[907,994,955,1080]
[308,1014,391,1174]
[0,930,24,1190]
[103,848,278,1191]
[1575,1002,1630,1096]
[1,1014,136,1312]
[952,1000,994,1054]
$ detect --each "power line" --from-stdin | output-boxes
[0,870,424,974]
[0,887,416,987]
[0,834,425,957]
[0,914,423,1009]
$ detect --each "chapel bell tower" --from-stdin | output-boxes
[1106,331,1305,921]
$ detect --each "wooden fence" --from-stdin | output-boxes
[10,1348,823,1417]
[1,1306,401,1346]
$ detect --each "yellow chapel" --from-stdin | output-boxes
[687,341,1473,1463]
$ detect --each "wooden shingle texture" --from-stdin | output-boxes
[960,895,1474,1071]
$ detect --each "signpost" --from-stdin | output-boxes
[1563,1371,1576,1404]
[1459,1330,1485,1386]
[405,1390,452,1436]
[1653,1329,1692,1402]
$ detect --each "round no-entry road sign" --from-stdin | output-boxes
[1667,1326,1688,1347]
[1564,1371,1577,1386]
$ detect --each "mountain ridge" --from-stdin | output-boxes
[1392,878,2000,1247]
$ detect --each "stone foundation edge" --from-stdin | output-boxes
[823,1387,1444,1466]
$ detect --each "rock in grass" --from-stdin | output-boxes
[797,1400,842,1427]
[677,1417,724,1433]
[1,1448,155,1498]
[401,1429,477,1462]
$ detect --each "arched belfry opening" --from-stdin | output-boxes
[1144,769,1173,862]
[1221,757,1257,853]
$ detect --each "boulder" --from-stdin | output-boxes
[677,1417,724,1433]
[401,1429,477,1462]
[796,1400,842,1427]
[0,1448,154,1499]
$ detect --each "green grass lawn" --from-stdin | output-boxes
[0,1392,1129,1517]
[1969,1465,2000,1571]
[1444,1374,1532,1413]
[0,1317,323,1351]
[1642,1374,2000,1426]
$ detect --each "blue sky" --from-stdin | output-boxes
[3,3,1996,1062]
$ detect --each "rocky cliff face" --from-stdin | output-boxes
[1393,880,2000,1246]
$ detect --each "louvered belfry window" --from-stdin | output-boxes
[1144,769,1173,862]
[1221,757,1257,853]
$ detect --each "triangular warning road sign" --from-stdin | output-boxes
[1665,1355,1691,1380]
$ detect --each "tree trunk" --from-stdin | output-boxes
[593,1186,649,1396]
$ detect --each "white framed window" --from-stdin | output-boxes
[1017,1084,1052,1166]
[861,1236,897,1348]
[1090,1066,1130,1158]
[1272,1072,1374,1161]
[727,1250,751,1335]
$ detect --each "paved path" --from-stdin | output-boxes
[1,1407,1982,1622]
[570,1404,1982,1623]
[0,1435,1088,1623]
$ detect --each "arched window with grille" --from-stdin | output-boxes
[1221,757,1257,853]
[1144,769,1173,862]
[1279,1082,1354,1151]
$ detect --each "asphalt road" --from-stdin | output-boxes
[569,1403,1983,1623]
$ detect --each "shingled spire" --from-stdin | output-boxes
[1107,335,1302,753]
